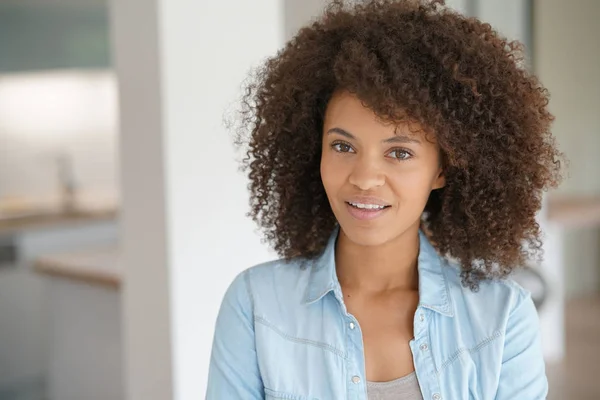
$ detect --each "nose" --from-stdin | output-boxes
[348,154,385,191]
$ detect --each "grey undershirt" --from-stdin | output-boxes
[367,371,424,400]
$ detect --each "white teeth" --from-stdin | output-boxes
[348,202,386,210]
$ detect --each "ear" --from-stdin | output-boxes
[432,167,445,190]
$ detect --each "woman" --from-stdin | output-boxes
[207,1,562,399]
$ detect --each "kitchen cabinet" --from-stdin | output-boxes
[0,212,117,400]
[35,247,122,400]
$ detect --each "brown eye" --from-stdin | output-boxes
[388,149,412,160]
[332,142,354,153]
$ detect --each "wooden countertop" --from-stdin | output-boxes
[35,246,121,289]
[0,208,118,235]
[546,196,600,229]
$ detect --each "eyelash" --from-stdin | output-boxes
[331,140,414,161]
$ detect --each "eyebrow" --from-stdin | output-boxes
[326,127,421,144]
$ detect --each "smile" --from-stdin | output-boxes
[345,201,391,221]
[347,201,388,210]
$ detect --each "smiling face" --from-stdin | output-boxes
[320,91,445,247]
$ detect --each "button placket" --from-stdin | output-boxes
[414,308,427,335]
[343,312,366,399]
[411,309,443,400]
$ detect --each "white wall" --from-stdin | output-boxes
[0,71,118,203]
[284,0,327,41]
[534,0,600,298]
[111,0,282,398]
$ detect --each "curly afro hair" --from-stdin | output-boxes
[236,0,563,289]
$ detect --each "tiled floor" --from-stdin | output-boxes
[547,295,600,400]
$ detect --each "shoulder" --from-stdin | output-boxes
[246,256,311,289]
[224,256,312,310]
[442,259,536,330]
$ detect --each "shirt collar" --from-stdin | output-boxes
[303,226,455,317]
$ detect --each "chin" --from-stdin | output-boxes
[338,222,396,248]
[336,213,421,248]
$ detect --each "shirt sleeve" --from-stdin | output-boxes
[495,289,548,400]
[206,270,264,399]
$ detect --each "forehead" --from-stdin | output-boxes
[323,91,428,141]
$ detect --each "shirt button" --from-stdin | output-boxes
[349,322,355,330]
[432,393,442,400]
[420,343,429,351]
[419,313,425,322]
[352,376,361,384]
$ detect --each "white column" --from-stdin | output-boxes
[110,1,282,399]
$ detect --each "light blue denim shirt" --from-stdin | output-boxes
[206,229,548,399]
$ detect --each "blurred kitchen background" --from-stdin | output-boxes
[0,0,597,399]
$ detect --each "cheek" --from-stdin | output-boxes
[388,166,437,200]
[320,152,345,192]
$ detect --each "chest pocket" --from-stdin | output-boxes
[255,316,346,400]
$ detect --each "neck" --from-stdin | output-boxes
[335,224,421,294]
